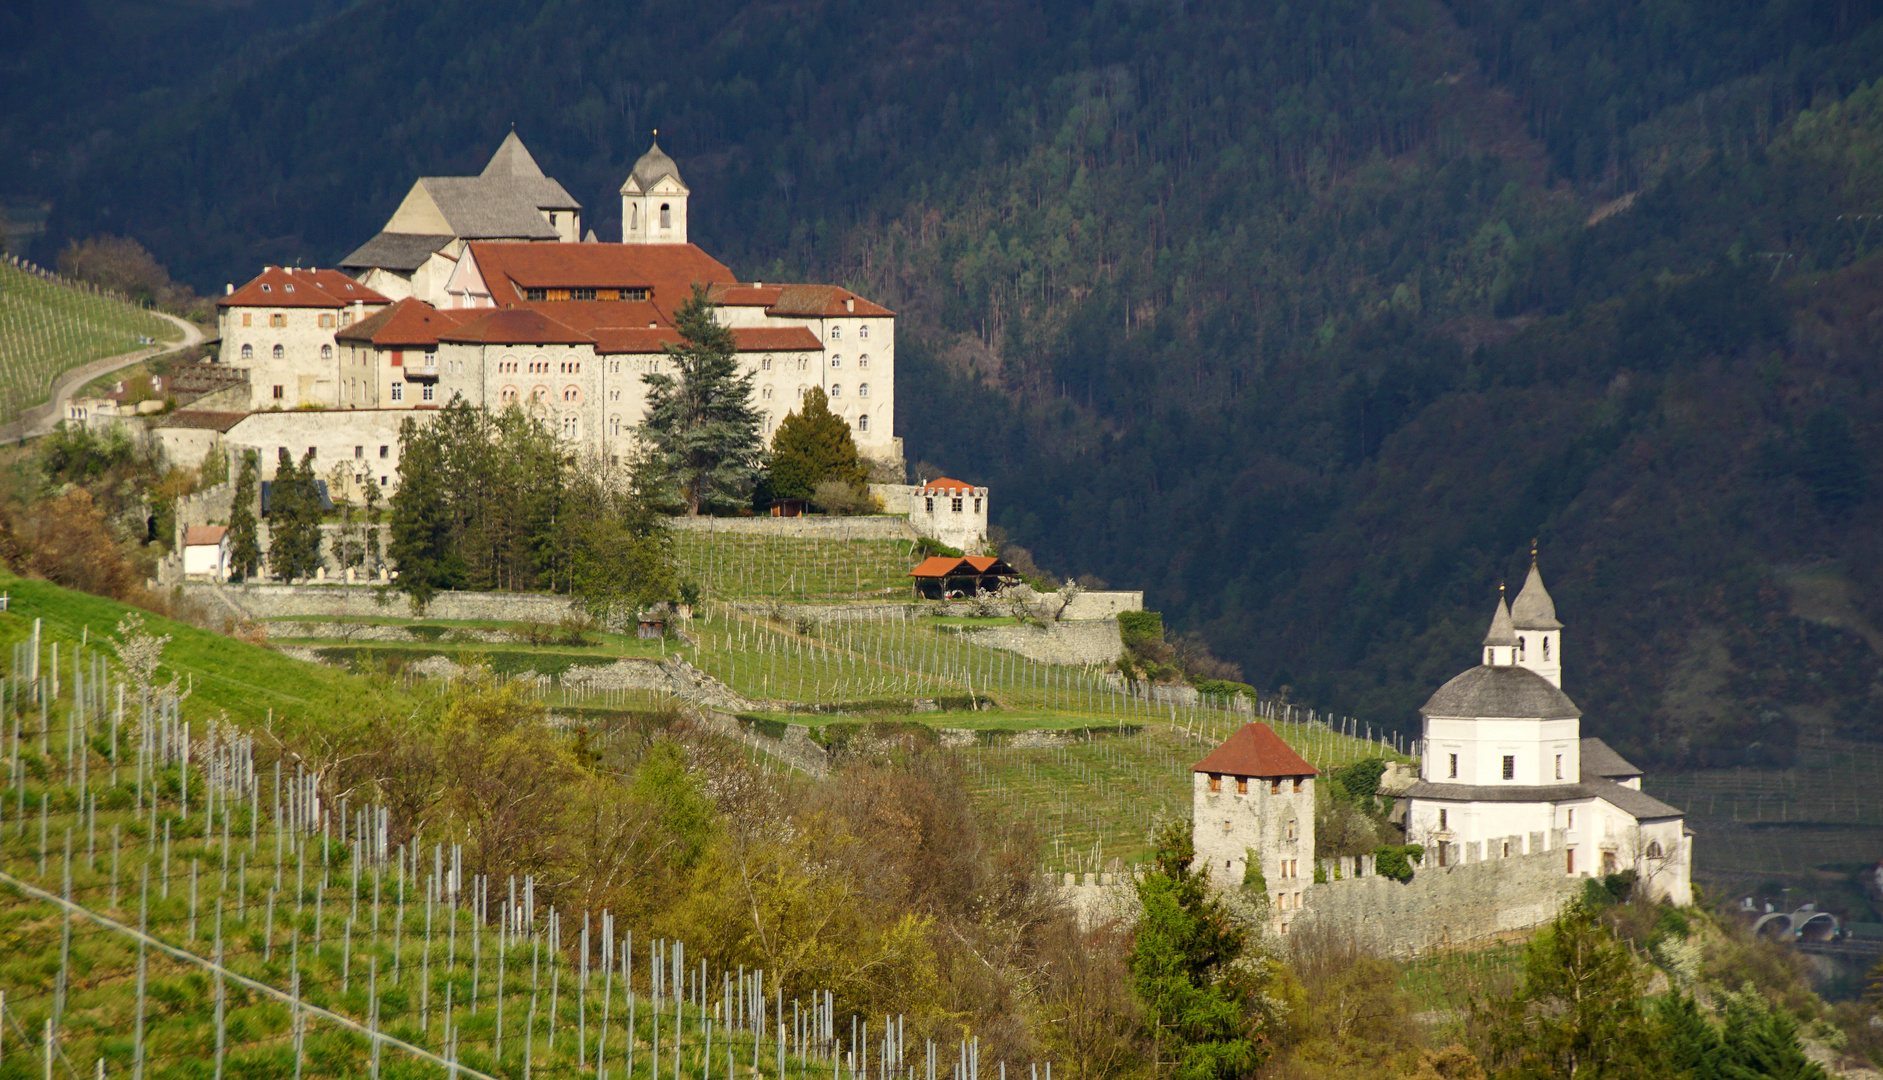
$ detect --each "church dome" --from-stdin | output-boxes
[627,138,685,191]
[1420,664,1580,720]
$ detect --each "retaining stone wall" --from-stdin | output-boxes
[958,621,1122,665]
[182,583,578,622]
[668,516,917,541]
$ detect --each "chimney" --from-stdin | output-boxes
[225,283,234,295]
[845,297,855,312]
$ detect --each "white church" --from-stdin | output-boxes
[1402,558,1692,904]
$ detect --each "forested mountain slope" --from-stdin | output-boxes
[17,0,1883,763]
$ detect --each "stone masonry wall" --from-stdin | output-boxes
[956,621,1122,665]
[178,582,579,622]
[668,516,917,541]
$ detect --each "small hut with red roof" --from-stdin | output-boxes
[1192,722,1318,928]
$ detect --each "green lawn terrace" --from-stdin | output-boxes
[672,533,920,601]
[0,258,171,422]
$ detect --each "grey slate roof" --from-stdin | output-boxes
[1580,737,1643,780]
[418,177,568,238]
[340,232,456,272]
[1483,597,1518,646]
[482,131,546,179]
[1511,562,1563,629]
[1420,664,1581,720]
[625,138,685,191]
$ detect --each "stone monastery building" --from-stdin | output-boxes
[214,133,900,479]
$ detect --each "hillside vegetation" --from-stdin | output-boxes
[14,0,1883,767]
[0,261,170,423]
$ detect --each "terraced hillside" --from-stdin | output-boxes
[0,259,171,423]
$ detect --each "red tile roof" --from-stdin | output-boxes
[908,555,1015,578]
[909,556,968,578]
[335,298,473,347]
[219,266,388,309]
[732,326,823,352]
[917,477,979,494]
[709,284,786,306]
[466,242,735,321]
[183,525,229,547]
[763,284,894,318]
[439,307,593,346]
[592,327,684,354]
[153,410,249,431]
[1191,723,1318,779]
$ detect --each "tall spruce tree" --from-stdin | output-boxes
[1480,900,1660,1079]
[1717,989,1829,1080]
[266,448,323,581]
[767,385,868,503]
[1127,819,1270,1080]
[1660,993,1728,1080]
[227,450,260,581]
[638,285,765,515]
[388,414,461,605]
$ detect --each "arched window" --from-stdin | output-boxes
[240,344,253,360]
[609,389,621,402]
[761,356,773,371]
[1543,637,1551,660]
[659,203,671,229]
[320,344,333,359]
[797,357,808,371]
[1645,840,1665,859]
[1518,636,1526,659]
[858,383,870,398]
[830,355,841,368]
[500,386,518,404]
[1286,818,1298,840]
[830,326,842,340]
[562,415,578,438]
[610,416,621,436]
[629,204,639,230]
[830,384,842,398]
[563,386,579,403]
[858,324,870,340]
[272,344,284,359]
[761,386,773,400]
[858,354,869,369]
[531,386,546,403]
[857,414,869,432]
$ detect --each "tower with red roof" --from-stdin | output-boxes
[1191,722,1318,927]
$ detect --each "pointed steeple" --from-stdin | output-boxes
[482,130,548,179]
[1510,556,1562,630]
[1483,593,1518,648]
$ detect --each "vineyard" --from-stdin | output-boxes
[0,258,172,423]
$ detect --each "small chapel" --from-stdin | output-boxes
[1401,557,1692,904]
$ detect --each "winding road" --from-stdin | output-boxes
[0,309,207,443]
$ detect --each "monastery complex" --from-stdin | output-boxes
[203,132,899,489]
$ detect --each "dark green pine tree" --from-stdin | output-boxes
[266,448,323,581]
[766,385,868,503]
[1660,993,1728,1080]
[1127,819,1269,1080]
[1718,992,1829,1080]
[1479,900,1660,1079]
[361,469,383,575]
[227,450,261,581]
[639,284,765,515]
[388,414,462,606]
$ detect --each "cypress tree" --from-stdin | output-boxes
[227,450,260,581]
[388,415,460,605]
[266,448,323,581]
[638,285,765,515]
[766,386,867,503]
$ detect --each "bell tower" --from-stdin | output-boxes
[1510,544,1563,688]
[620,133,689,244]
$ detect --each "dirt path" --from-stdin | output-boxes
[0,309,206,442]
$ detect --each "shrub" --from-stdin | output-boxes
[1243,848,1267,893]
[1373,844,1424,883]
[1194,678,1254,698]
[1118,610,1164,650]
[811,479,882,515]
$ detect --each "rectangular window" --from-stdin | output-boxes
[242,313,252,327]
[379,445,389,459]
[1447,753,1458,778]
[951,497,963,512]
[391,383,404,402]
[306,447,316,458]
[1208,774,1221,793]
[1555,754,1563,780]
[342,311,352,326]
[1502,755,1516,780]
[547,288,571,301]
[318,313,334,328]
[1270,779,1281,794]
[1566,809,1574,829]
[391,350,403,367]
[623,287,648,301]
[572,288,597,301]
[270,313,286,328]
[421,384,435,402]
[272,385,284,399]
[1235,777,1248,795]
[525,288,547,301]
[353,446,363,459]
[973,498,981,513]
[1566,848,1576,874]
[1293,777,1303,793]
[924,497,934,513]
[1438,809,1448,830]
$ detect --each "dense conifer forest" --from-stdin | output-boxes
[8,0,1883,762]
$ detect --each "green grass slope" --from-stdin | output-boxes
[0,261,170,423]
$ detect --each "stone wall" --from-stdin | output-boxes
[178,582,579,622]
[955,620,1122,665]
[1059,591,1145,619]
[668,515,917,541]
[1296,832,1580,956]
[1056,871,1144,926]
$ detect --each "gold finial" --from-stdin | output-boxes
[1531,536,1539,562]
[1499,580,1506,598]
